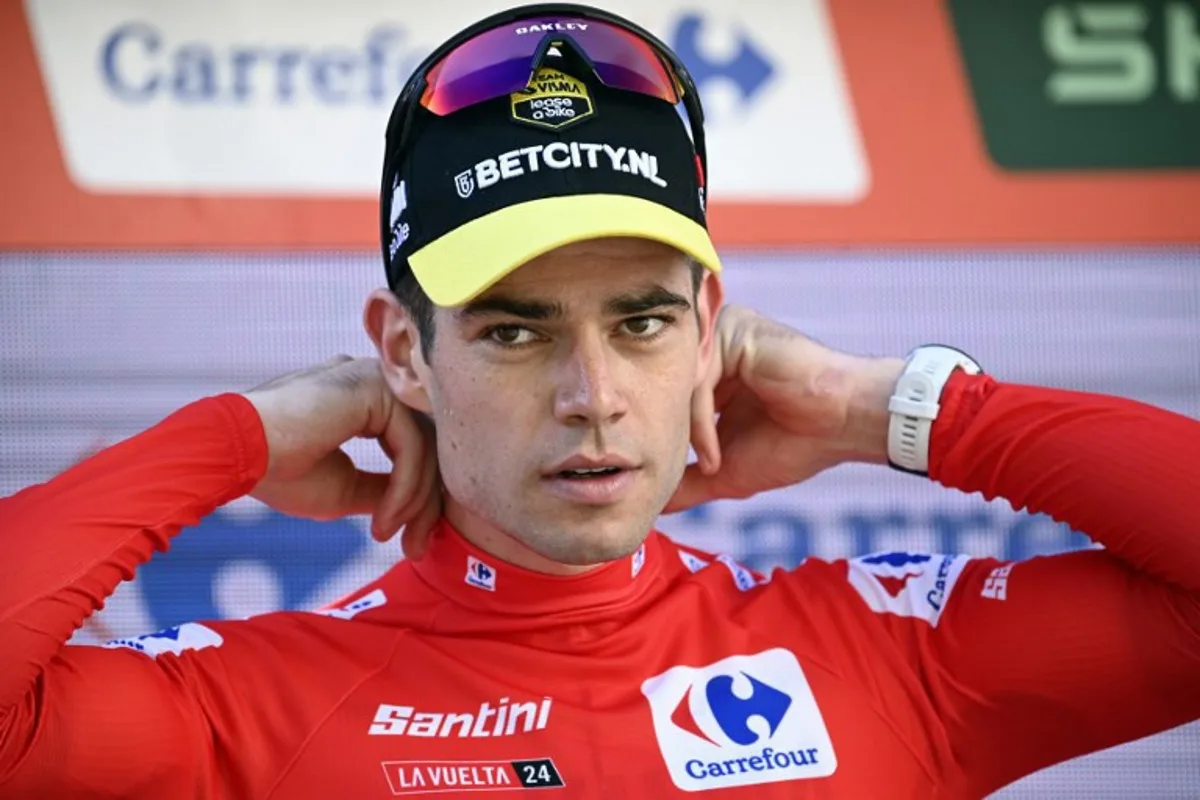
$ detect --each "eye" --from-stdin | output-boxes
[621,316,670,338]
[484,325,539,347]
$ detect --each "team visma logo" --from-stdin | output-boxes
[641,649,837,791]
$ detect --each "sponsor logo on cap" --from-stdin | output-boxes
[387,176,410,259]
[452,142,667,199]
[510,67,594,131]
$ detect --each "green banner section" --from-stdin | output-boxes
[946,0,1200,169]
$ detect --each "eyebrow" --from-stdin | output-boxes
[603,285,693,316]
[454,296,564,322]
[455,284,692,322]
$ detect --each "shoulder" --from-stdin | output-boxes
[840,551,977,628]
[658,534,986,628]
[98,584,399,663]
[657,534,770,593]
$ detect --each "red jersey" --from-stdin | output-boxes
[1,373,1198,798]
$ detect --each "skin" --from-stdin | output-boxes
[365,237,723,574]
[244,237,904,573]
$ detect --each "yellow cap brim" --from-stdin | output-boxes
[407,194,722,307]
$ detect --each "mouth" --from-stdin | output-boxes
[541,458,641,505]
[554,466,628,480]
[545,454,639,479]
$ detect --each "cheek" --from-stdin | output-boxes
[431,373,533,484]
[635,360,697,433]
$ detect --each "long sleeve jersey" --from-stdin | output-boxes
[0,372,1198,799]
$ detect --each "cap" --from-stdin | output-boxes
[381,62,721,307]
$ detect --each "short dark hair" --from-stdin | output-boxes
[392,254,707,362]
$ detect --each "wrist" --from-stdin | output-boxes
[885,345,984,474]
[840,356,906,464]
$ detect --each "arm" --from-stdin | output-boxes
[932,371,1200,590]
[665,307,1199,793]
[0,395,267,795]
[916,372,1200,795]
[0,357,436,797]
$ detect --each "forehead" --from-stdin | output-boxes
[483,237,692,296]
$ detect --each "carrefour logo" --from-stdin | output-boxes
[641,649,837,791]
[24,0,862,198]
[670,13,775,107]
[103,622,223,658]
[846,551,970,627]
[91,14,778,109]
[672,671,792,748]
[99,22,421,105]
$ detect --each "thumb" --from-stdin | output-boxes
[662,463,720,514]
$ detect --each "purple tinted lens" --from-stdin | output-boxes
[422,17,678,116]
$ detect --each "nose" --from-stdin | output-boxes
[553,331,629,427]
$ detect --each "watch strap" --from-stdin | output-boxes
[886,345,983,475]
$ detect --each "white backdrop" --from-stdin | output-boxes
[2,248,1199,797]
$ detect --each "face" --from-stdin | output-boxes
[371,237,722,570]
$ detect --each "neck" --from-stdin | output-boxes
[442,496,603,576]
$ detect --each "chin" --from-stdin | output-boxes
[524,517,650,567]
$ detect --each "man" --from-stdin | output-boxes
[1,4,1198,798]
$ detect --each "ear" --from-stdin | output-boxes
[693,271,725,388]
[363,288,434,414]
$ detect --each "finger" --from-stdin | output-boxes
[662,464,718,514]
[374,414,440,542]
[405,448,443,555]
[400,476,444,561]
[713,378,741,414]
[689,381,721,475]
[379,433,438,544]
[369,406,427,538]
[370,441,419,539]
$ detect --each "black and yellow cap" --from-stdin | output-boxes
[381,63,720,307]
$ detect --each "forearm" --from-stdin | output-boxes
[0,394,267,707]
[930,371,1200,590]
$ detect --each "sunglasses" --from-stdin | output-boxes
[382,3,708,209]
[419,16,684,115]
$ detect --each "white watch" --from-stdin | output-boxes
[886,345,983,474]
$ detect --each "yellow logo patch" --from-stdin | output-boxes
[510,68,595,130]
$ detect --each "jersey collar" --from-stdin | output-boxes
[409,518,666,617]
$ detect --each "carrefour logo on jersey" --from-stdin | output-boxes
[845,551,971,627]
[640,649,837,791]
[103,622,224,658]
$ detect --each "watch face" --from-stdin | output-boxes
[908,345,983,375]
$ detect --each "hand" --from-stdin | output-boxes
[665,306,905,512]
[241,356,441,558]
